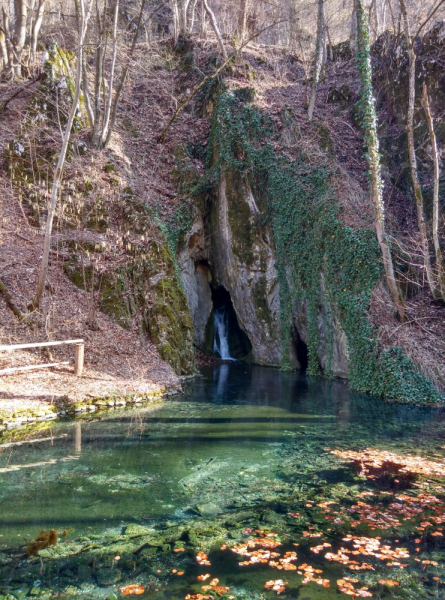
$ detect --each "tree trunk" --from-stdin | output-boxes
[422,82,445,301]
[189,0,199,33]
[171,0,180,42]
[399,0,438,299]
[355,0,405,322]
[350,5,357,52]
[177,0,190,35]
[92,0,107,147]
[101,0,119,146]
[2,8,14,75]
[13,0,27,76]
[0,29,7,70]
[199,0,206,36]
[103,0,147,148]
[202,0,226,59]
[237,0,248,45]
[0,277,27,321]
[307,0,325,121]
[31,0,46,68]
[326,24,334,61]
[33,0,91,310]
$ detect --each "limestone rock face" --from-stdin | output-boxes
[293,291,349,379]
[210,174,282,366]
[178,216,213,348]
[179,170,350,375]
[179,171,282,366]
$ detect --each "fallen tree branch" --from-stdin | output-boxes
[0,277,28,322]
[0,74,41,112]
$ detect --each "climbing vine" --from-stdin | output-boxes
[190,90,438,403]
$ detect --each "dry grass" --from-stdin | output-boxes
[370,282,445,392]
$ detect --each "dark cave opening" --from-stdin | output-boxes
[211,286,252,361]
[294,331,309,372]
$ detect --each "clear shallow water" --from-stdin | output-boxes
[1,364,445,600]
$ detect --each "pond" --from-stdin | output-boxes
[1,364,445,600]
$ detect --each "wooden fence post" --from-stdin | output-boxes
[74,343,84,376]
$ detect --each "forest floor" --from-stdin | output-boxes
[1,35,444,416]
[0,70,183,415]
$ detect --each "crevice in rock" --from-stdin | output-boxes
[293,329,309,372]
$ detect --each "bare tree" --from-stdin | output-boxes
[308,0,325,121]
[33,0,92,310]
[202,0,227,59]
[237,0,249,44]
[355,0,405,321]
[13,0,27,76]
[422,82,445,301]
[350,4,357,52]
[101,0,119,144]
[399,0,438,299]
[0,0,46,77]
[30,0,46,68]
[81,0,147,149]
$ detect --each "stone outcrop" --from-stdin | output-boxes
[178,170,283,366]
[178,167,350,376]
[178,216,213,349]
[210,173,282,366]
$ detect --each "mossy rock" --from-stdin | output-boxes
[63,200,194,374]
[233,87,256,103]
[327,84,352,105]
[332,41,353,61]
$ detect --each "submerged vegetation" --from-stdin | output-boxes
[1,367,445,600]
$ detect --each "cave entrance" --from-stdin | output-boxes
[294,331,309,372]
[211,286,252,361]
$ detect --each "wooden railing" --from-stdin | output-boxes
[0,339,84,376]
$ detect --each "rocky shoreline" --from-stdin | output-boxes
[0,388,182,442]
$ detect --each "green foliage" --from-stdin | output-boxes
[192,90,438,403]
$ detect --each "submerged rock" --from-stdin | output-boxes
[194,502,222,517]
[95,568,122,586]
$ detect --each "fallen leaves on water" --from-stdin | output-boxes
[299,563,329,587]
[325,535,409,570]
[337,577,372,598]
[199,578,230,595]
[185,595,210,600]
[264,579,288,594]
[25,529,58,556]
[196,551,211,566]
[378,579,399,586]
[197,574,211,581]
[119,584,145,595]
[302,530,322,538]
[329,448,445,479]
[310,543,331,553]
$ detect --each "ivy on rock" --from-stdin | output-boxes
[189,90,438,403]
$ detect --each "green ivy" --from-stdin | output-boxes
[190,90,438,403]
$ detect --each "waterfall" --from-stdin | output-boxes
[213,308,236,361]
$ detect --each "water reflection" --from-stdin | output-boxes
[0,367,444,600]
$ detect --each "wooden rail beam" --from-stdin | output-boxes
[0,339,85,377]
[0,339,84,351]
[0,361,71,375]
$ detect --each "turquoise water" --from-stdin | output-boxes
[0,364,445,599]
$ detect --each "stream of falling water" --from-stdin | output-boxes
[213,308,235,361]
